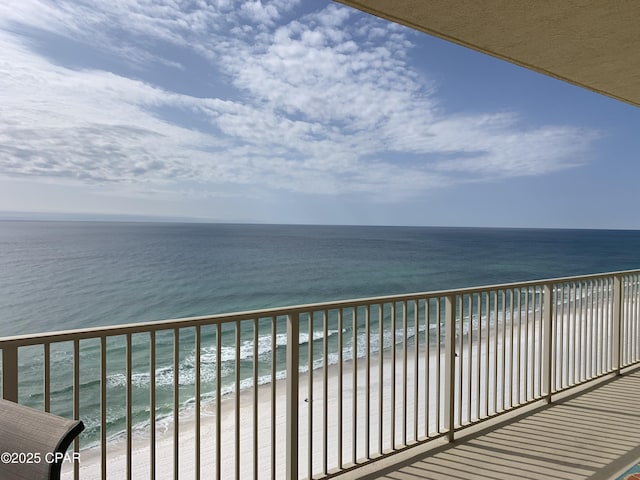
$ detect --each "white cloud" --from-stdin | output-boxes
[0,1,598,207]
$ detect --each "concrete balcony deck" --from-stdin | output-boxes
[358,367,640,480]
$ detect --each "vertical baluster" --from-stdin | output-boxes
[253,320,258,480]
[271,317,276,480]
[126,335,132,480]
[626,275,632,365]
[508,290,515,407]
[629,276,635,364]
[308,312,314,480]
[634,275,639,362]
[633,275,637,362]
[391,302,396,444]
[424,300,430,438]
[567,282,576,386]
[627,277,633,364]
[531,289,537,397]
[338,309,344,468]
[100,337,107,480]
[365,305,371,459]
[604,279,610,372]
[195,326,201,480]
[608,277,613,371]
[632,274,640,361]
[374,305,384,456]
[500,291,506,411]
[174,328,180,480]
[589,281,595,379]
[602,279,608,373]
[635,275,640,362]
[633,276,637,362]
[551,286,558,392]
[551,285,555,390]
[542,285,553,402]
[215,324,222,480]
[566,283,572,385]
[352,308,358,464]
[579,282,585,381]
[627,277,631,364]
[586,282,590,377]
[377,304,383,453]
[492,291,498,413]
[572,283,578,384]
[630,276,634,363]
[537,287,544,396]
[444,294,456,442]
[626,276,631,366]
[402,301,408,446]
[530,286,542,399]
[533,289,538,397]
[435,299,440,433]
[413,300,419,441]
[467,294,473,420]
[636,274,640,363]
[607,278,614,372]
[235,322,240,480]
[531,289,537,398]
[560,284,566,388]
[598,281,604,373]
[521,287,531,403]
[323,310,329,473]
[596,280,603,375]
[44,343,51,413]
[150,331,156,480]
[523,289,529,402]
[476,293,481,418]
[484,292,490,416]
[553,285,559,392]
[286,312,300,480]
[456,296,463,426]
[515,287,522,405]
[583,282,589,379]
[575,283,581,381]
[73,339,80,480]
[597,278,603,370]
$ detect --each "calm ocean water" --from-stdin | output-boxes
[3,221,640,335]
[1,221,640,445]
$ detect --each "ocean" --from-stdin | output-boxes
[1,221,640,446]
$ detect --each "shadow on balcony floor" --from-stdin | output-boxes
[359,367,640,480]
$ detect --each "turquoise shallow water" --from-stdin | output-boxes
[1,221,640,445]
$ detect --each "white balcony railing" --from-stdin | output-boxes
[1,270,639,479]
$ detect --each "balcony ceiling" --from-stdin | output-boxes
[335,1,640,108]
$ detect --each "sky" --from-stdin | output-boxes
[0,0,639,229]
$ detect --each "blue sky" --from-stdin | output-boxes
[0,0,638,228]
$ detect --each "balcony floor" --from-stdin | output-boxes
[357,367,640,480]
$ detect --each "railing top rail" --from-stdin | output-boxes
[1,269,638,347]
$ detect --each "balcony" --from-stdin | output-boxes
[1,270,639,479]
[365,367,640,479]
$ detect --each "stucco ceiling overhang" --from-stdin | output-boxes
[335,1,640,108]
